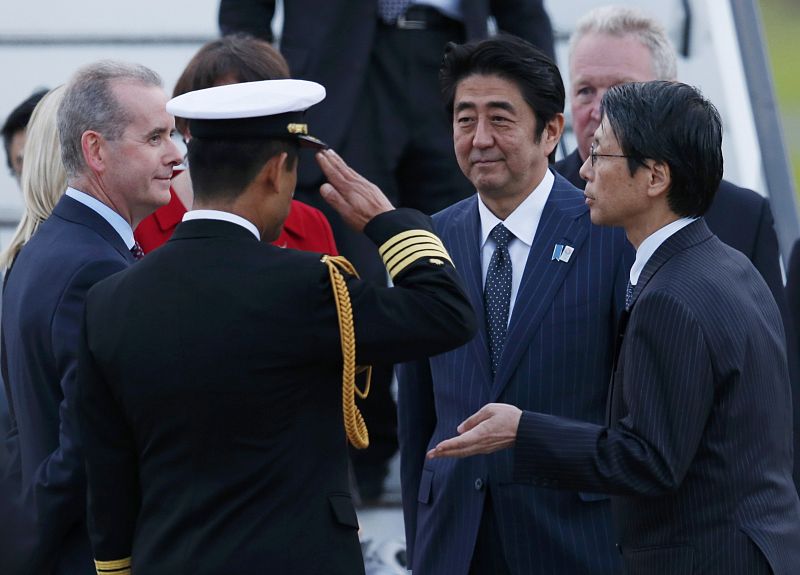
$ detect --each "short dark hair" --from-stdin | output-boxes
[601,81,723,217]
[188,138,296,202]
[2,89,48,171]
[439,34,565,142]
[179,34,298,202]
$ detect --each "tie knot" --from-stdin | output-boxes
[490,223,512,249]
[130,242,145,261]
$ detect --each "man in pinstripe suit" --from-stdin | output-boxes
[397,36,630,574]
[431,81,800,574]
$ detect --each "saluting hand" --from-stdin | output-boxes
[427,403,522,459]
[316,149,394,232]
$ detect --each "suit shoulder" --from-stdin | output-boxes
[713,179,767,213]
[432,195,476,227]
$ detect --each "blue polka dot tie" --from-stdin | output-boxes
[378,0,411,23]
[484,223,513,378]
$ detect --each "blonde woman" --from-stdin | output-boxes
[0,86,67,271]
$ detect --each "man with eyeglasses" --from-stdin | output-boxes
[553,11,800,477]
[429,79,800,575]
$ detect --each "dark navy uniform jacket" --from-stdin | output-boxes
[76,208,475,575]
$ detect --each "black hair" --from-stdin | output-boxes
[2,89,49,172]
[439,34,564,144]
[188,138,297,203]
[601,81,723,217]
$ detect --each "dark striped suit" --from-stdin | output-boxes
[514,219,800,574]
[398,171,631,574]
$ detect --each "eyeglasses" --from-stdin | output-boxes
[590,142,633,167]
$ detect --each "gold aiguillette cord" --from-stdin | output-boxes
[321,255,372,449]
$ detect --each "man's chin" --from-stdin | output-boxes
[588,207,610,227]
[153,183,173,206]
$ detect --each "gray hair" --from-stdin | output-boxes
[569,5,677,81]
[57,60,162,178]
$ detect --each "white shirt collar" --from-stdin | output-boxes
[477,168,554,248]
[182,209,260,240]
[630,217,697,285]
[65,187,135,249]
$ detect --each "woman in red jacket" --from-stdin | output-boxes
[135,35,337,255]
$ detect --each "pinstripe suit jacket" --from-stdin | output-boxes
[398,171,631,574]
[514,219,800,574]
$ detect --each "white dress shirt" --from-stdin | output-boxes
[65,187,135,250]
[182,209,261,240]
[478,168,554,321]
[630,217,697,286]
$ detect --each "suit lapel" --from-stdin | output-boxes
[53,195,135,263]
[628,219,713,309]
[438,198,493,384]
[607,219,713,423]
[491,175,590,399]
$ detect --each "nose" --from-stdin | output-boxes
[472,117,494,149]
[589,88,607,122]
[578,154,593,182]
[165,136,183,166]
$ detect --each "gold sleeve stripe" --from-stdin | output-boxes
[95,557,132,574]
[386,243,452,271]
[388,249,455,278]
[378,230,454,279]
[386,243,453,273]
[378,229,442,258]
[382,237,447,266]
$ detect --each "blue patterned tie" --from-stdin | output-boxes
[625,280,634,310]
[378,0,411,23]
[485,223,513,378]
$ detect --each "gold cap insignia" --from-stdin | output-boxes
[287,123,309,135]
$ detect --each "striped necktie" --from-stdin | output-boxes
[625,281,634,310]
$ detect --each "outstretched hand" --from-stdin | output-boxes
[316,149,394,231]
[427,403,522,459]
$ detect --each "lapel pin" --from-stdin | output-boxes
[552,244,574,263]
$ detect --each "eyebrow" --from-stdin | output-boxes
[454,100,516,114]
[145,125,172,137]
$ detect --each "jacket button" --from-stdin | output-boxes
[474,478,484,491]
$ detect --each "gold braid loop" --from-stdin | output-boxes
[321,255,373,449]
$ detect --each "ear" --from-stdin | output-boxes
[541,113,565,157]
[80,130,105,173]
[646,160,671,200]
[256,151,289,195]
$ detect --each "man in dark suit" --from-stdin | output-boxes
[397,36,629,574]
[75,80,475,575]
[554,9,800,453]
[432,80,800,575]
[1,62,181,573]
[218,0,555,499]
